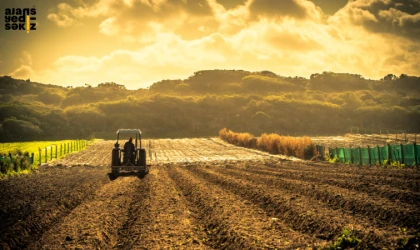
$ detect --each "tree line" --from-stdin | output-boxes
[0,70,419,141]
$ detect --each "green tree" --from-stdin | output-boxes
[1,117,41,141]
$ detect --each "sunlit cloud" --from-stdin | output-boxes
[332,0,420,40]
[10,65,34,79]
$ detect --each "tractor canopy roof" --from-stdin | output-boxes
[116,129,142,135]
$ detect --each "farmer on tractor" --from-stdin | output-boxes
[124,137,135,164]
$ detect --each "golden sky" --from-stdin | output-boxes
[0,0,419,89]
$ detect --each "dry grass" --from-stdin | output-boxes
[219,128,315,159]
[219,128,256,148]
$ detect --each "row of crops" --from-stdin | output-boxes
[0,140,91,176]
[327,143,419,167]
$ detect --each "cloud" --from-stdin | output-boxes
[20,0,418,88]
[265,22,324,52]
[99,17,120,36]
[47,13,78,27]
[28,13,418,88]
[249,0,323,20]
[10,65,34,79]
[310,0,348,15]
[208,0,251,34]
[332,0,420,40]
[215,0,247,10]
[20,51,32,66]
[8,51,34,79]
[48,0,220,41]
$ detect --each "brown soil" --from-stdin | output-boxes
[0,138,418,249]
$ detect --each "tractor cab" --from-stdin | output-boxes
[111,129,148,176]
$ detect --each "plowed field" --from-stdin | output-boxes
[0,138,419,249]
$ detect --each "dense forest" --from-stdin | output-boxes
[0,70,419,141]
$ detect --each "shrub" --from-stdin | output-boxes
[219,128,255,148]
[329,229,361,249]
[0,152,32,175]
[220,128,314,159]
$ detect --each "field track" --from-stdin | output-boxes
[0,138,419,249]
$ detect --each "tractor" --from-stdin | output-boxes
[111,129,149,176]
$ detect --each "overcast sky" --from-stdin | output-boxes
[0,0,419,89]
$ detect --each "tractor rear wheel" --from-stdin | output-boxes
[112,148,120,166]
[139,149,148,173]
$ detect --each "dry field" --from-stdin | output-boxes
[0,138,419,249]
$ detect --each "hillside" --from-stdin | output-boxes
[0,70,419,141]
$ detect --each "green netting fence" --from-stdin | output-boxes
[351,148,360,165]
[417,144,420,165]
[324,143,418,166]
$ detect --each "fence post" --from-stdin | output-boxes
[368,146,371,165]
[50,147,52,160]
[45,147,48,163]
[414,143,418,166]
[60,144,62,156]
[377,145,380,164]
[343,148,347,163]
[400,144,404,165]
[387,144,391,165]
[335,147,338,160]
[55,145,57,158]
[30,152,34,165]
[358,147,362,165]
[39,148,41,164]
